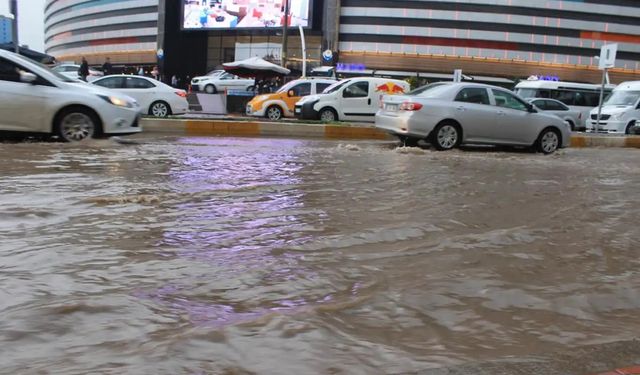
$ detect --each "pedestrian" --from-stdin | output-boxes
[102,57,112,76]
[151,66,160,80]
[79,57,89,81]
[138,66,144,76]
[171,74,178,87]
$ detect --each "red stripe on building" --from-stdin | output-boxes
[581,31,640,44]
[402,36,520,51]
[88,37,139,46]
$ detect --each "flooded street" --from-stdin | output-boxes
[1,136,640,374]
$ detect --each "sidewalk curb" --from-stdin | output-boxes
[141,118,640,147]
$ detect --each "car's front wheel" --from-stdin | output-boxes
[149,101,171,118]
[431,122,461,151]
[319,108,338,122]
[55,107,98,142]
[536,128,560,154]
[266,105,283,120]
[625,121,635,135]
[204,84,217,94]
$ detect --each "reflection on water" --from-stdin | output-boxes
[0,137,640,374]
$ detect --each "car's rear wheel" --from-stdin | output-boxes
[625,121,635,135]
[204,84,217,94]
[319,108,338,122]
[55,107,98,142]
[431,122,461,151]
[266,105,283,120]
[536,128,560,154]
[149,101,171,118]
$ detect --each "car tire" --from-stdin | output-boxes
[266,105,283,121]
[54,107,99,142]
[204,84,217,94]
[536,128,561,154]
[625,121,635,135]
[149,101,171,118]
[398,135,420,147]
[319,107,338,122]
[431,121,461,151]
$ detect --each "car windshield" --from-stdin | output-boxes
[276,80,298,93]
[416,84,454,98]
[323,80,351,94]
[207,70,224,76]
[408,82,448,96]
[515,88,538,98]
[604,91,640,106]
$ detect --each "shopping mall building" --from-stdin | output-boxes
[45,0,640,83]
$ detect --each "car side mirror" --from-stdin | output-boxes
[20,71,37,84]
[288,90,295,97]
[527,103,537,113]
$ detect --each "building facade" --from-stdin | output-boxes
[337,0,640,83]
[44,0,158,65]
[0,15,12,44]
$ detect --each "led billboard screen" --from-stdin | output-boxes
[182,0,311,30]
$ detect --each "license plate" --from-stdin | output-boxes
[385,104,398,111]
[295,107,301,114]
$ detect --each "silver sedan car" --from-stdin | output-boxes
[375,83,571,154]
[527,98,582,131]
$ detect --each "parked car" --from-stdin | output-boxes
[190,71,253,94]
[527,98,582,131]
[587,81,640,134]
[246,78,336,120]
[295,77,410,122]
[0,49,141,141]
[51,63,103,82]
[92,75,188,117]
[375,82,570,154]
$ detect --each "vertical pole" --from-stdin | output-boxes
[281,0,289,67]
[10,0,18,53]
[595,67,607,134]
[299,24,306,77]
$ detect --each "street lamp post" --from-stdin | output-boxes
[281,0,290,67]
[10,0,18,53]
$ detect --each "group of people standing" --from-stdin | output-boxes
[77,56,160,81]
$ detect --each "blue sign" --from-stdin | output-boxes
[337,63,366,72]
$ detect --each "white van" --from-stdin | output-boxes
[587,81,640,134]
[294,77,410,122]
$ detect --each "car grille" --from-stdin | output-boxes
[591,114,611,120]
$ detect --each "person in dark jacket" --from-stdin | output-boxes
[102,57,112,76]
[79,57,89,81]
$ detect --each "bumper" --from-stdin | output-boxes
[374,111,435,138]
[246,104,266,117]
[190,83,203,92]
[102,108,143,134]
[172,99,189,115]
[295,101,319,120]
[586,119,627,133]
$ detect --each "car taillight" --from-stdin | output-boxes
[400,102,423,111]
[175,91,187,98]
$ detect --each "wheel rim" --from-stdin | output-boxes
[437,125,458,149]
[541,131,559,153]
[267,107,281,120]
[61,113,94,141]
[152,103,168,117]
[320,110,335,122]
[206,85,215,94]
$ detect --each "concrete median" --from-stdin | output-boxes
[141,118,640,147]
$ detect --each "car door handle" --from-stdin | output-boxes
[368,98,371,105]
[456,106,465,111]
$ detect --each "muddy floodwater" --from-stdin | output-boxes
[1,136,639,374]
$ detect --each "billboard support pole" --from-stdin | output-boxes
[299,24,306,77]
[281,0,289,68]
[10,0,18,53]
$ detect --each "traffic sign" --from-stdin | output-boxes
[598,43,617,70]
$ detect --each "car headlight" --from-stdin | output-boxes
[612,113,624,120]
[98,95,133,108]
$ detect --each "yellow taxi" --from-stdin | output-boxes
[246,78,336,120]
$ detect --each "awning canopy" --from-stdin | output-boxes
[223,56,290,78]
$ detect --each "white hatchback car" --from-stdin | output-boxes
[191,71,254,94]
[92,75,189,117]
[0,49,141,141]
